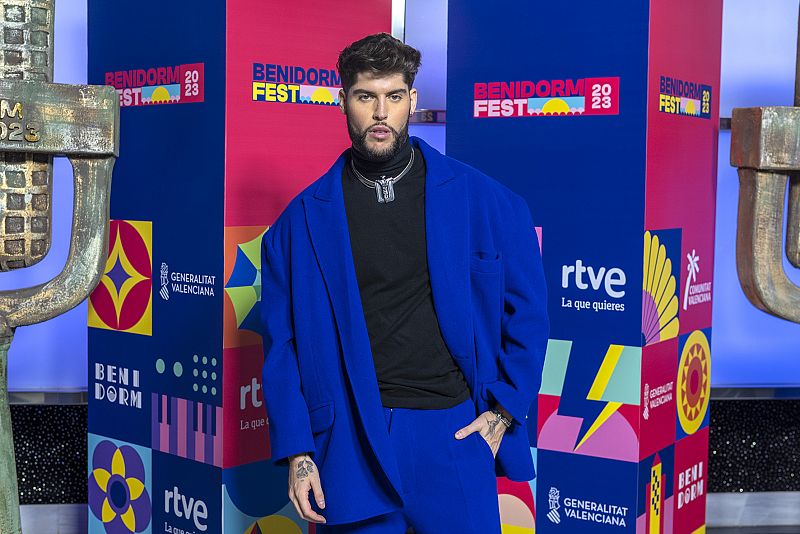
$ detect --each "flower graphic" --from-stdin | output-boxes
[88,440,151,533]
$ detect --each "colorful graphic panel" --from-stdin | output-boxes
[535,450,637,533]
[642,229,681,347]
[224,226,268,349]
[673,428,709,533]
[151,452,221,534]
[90,349,151,448]
[88,434,153,534]
[676,329,712,440]
[89,220,153,336]
[498,475,536,534]
[223,344,269,468]
[223,460,309,534]
[538,339,641,463]
[640,339,678,460]
[636,445,675,534]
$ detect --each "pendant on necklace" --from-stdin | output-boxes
[376,176,395,203]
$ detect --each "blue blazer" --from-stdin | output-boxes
[260,136,549,525]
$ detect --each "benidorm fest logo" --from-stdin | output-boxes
[658,75,711,119]
[105,63,205,108]
[473,76,620,118]
[252,62,340,106]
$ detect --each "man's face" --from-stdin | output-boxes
[339,72,418,162]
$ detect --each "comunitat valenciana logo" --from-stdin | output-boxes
[104,63,205,108]
[658,75,711,119]
[251,62,340,106]
[473,77,620,118]
[683,249,712,311]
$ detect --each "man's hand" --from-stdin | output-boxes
[453,409,509,457]
[288,453,326,524]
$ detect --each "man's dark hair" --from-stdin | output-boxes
[337,33,421,94]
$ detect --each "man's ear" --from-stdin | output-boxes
[409,87,418,115]
[338,89,346,115]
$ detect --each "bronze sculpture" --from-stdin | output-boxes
[0,0,119,532]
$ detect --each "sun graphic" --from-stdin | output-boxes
[642,231,679,345]
[541,98,570,115]
[150,86,171,104]
[311,88,334,104]
[677,330,711,435]
[685,99,696,115]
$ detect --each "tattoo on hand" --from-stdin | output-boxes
[296,459,314,480]
[486,415,499,437]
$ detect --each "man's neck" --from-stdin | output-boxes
[350,137,413,179]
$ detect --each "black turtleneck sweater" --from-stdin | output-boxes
[342,139,470,409]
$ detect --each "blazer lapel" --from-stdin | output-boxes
[415,138,476,391]
[303,153,404,500]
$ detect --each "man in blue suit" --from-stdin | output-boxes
[260,33,549,533]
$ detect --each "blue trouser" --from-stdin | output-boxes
[318,397,501,534]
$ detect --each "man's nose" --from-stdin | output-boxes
[373,98,388,120]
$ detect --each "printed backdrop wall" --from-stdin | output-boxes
[447,0,721,532]
[87,2,391,533]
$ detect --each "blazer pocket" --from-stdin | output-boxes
[470,251,502,274]
[308,402,334,434]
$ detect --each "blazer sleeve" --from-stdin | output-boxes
[483,195,550,424]
[260,229,315,465]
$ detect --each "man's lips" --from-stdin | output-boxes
[368,126,392,140]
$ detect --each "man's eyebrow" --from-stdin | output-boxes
[351,88,409,96]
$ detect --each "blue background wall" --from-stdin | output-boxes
[6,0,800,390]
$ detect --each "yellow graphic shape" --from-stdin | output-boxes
[691,527,706,534]
[574,401,621,451]
[120,505,136,531]
[151,86,171,103]
[586,345,623,401]
[650,461,662,533]
[542,98,569,114]
[250,514,303,533]
[502,526,535,534]
[643,231,679,345]
[311,87,334,103]
[677,330,711,435]
[685,99,696,115]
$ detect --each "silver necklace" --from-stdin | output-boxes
[350,148,415,203]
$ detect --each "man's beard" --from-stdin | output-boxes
[347,113,410,163]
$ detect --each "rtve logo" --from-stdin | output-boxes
[240,377,263,410]
[561,259,626,298]
[164,486,208,531]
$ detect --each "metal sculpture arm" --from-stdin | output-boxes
[731,107,800,323]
